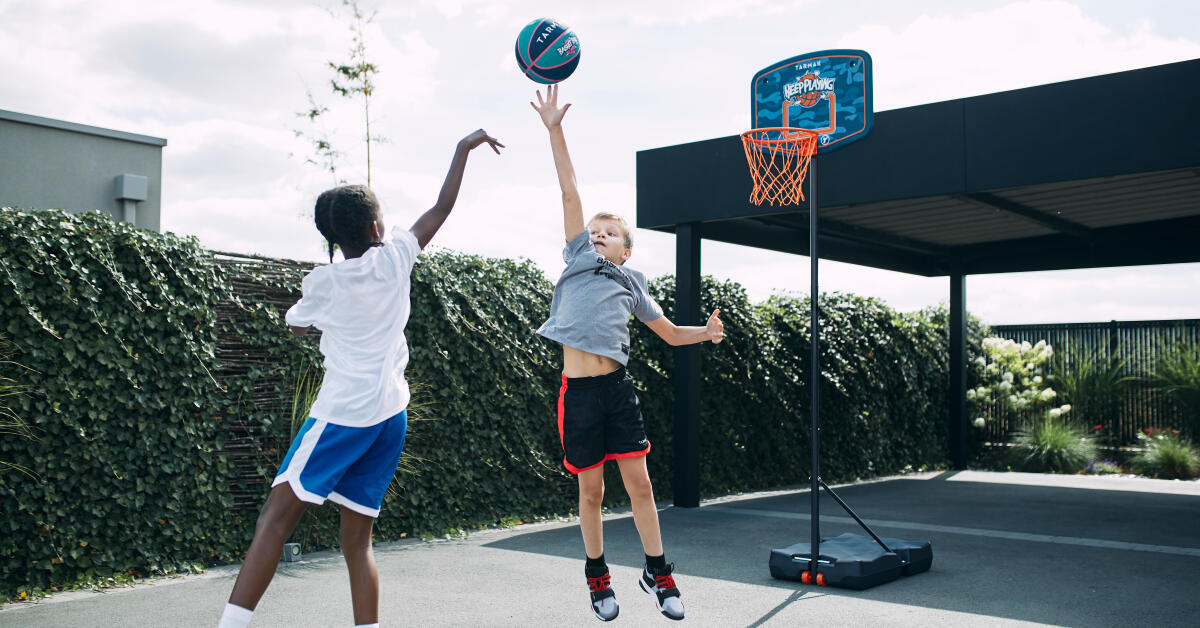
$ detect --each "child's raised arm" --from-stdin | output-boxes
[410,129,504,249]
[644,309,725,346]
[531,85,584,241]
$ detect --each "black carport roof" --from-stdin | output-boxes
[636,58,1200,277]
[643,57,1200,508]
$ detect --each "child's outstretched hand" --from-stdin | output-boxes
[460,129,504,154]
[531,84,571,129]
[707,309,725,344]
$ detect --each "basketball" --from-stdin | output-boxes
[515,18,581,84]
[797,74,823,107]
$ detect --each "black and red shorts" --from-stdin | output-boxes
[557,367,651,474]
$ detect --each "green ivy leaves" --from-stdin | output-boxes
[0,208,968,600]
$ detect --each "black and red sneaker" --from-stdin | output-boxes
[639,563,684,620]
[586,568,619,621]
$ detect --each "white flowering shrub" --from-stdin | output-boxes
[969,337,1071,431]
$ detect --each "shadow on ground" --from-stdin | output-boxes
[483,472,1200,627]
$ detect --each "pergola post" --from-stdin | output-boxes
[949,269,968,469]
[673,223,701,507]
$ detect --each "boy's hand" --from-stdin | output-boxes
[459,129,504,154]
[706,309,725,344]
[531,84,571,129]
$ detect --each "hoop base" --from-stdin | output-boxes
[741,128,818,206]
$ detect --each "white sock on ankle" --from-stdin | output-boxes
[217,602,253,628]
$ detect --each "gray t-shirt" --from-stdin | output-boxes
[537,230,663,365]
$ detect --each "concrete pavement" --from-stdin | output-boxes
[4,470,1198,627]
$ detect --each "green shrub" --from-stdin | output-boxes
[1008,415,1097,473]
[969,337,1061,431]
[1129,428,1200,480]
[0,208,248,600]
[633,283,953,493]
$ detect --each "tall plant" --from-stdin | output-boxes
[0,335,34,476]
[288,362,323,441]
[1148,340,1200,437]
[1049,350,1134,447]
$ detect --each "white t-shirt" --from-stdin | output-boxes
[285,228,421,427]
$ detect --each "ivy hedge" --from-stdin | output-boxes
[0,207,972,599]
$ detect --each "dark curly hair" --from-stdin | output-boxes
[314,185,383,262]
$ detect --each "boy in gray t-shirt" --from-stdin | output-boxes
[532,85,724,623]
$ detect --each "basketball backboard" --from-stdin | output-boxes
[751,50,873,152]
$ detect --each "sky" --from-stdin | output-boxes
[1,0,1198,326]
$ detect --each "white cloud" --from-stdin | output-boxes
[843,1,1200,110]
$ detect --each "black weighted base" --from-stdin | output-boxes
[882,535,934,576]
[769,533,933,590]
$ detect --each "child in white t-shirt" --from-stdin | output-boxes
[218,129,503,628]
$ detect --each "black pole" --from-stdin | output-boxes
[673,223,702,507]
[949,270,967,469]
[808,156,820,579]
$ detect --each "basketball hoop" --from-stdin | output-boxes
[741,127,818,206]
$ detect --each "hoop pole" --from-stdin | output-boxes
[808,155,820,579]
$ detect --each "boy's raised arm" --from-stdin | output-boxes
[410,129,504,249]
[531,85,585,241]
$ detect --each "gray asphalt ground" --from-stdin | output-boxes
[4,470,1199,627]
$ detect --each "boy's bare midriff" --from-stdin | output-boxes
[563,345,623,378]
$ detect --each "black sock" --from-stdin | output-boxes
[585,553,608,575]
[646,553,667,571]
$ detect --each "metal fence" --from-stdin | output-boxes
[985,319,1200,445]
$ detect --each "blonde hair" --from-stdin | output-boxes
[589,212,633,249]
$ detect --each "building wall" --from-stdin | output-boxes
[0,109,166,231]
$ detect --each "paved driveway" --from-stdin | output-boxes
[4,471,1198,627]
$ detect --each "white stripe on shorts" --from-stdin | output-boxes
[271,420,329,504]
[329,491,381,518]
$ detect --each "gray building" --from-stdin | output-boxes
[0,108,166,231]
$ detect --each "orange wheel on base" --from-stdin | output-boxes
[815,572,828,587]
[800,571,812,584]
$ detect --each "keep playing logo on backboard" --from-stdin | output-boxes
[752,50,873,152]
[784,74,836,105]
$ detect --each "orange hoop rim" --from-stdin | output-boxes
[740,127,819,153]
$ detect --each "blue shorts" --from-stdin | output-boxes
[271,410,408,517]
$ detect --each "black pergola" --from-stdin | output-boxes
[636,58,1200,507]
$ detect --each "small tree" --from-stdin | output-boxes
[294,88,342,185]
[327,0,383,187]
[294,0,384,186]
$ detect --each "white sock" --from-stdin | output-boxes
[218,603,253,628]
[355,624,379,628]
